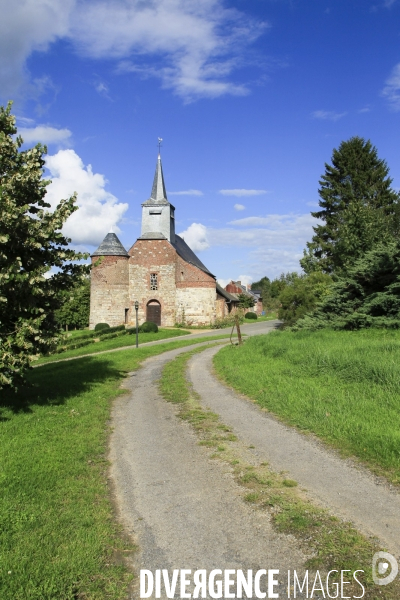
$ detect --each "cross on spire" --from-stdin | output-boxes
[158,137,163,155]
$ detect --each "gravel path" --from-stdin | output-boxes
[109,340,307,600]
[188,346,400,558]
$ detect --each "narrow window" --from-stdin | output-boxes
[150,273,158,290]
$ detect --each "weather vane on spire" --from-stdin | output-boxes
[158,137,163,155]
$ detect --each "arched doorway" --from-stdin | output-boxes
[146,300,161,326]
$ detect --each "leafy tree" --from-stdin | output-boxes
[270,272,300,298]
[294,242,400,330]
[251,276,271,298]
[55,276,90,331]
[278,272,332,326]
[0,103,88,389]
[237,293,255,309]
[301,137,400,274]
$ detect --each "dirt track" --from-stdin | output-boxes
[109,325,400,599]
[109,340,307,600]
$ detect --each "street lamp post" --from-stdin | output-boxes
[135,301,139,348]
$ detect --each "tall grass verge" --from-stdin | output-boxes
[213,329,400,484]
[159,346,400,599]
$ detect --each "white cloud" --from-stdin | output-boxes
[382,63,400,111]
[178,222,210,252]
[169,189,203,196]
[383,0,396,7]
[0,0,267,102]
[312,110,347,121]
[219,189,268,197]
[18,125,72,146]
[217,278,230,288]
[0,0,74,97]
[72,0,267,101]
[45,149,128,246]
[181,213,320,277]
[234,203,246,210]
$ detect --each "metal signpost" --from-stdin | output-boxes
[135,300,139,348]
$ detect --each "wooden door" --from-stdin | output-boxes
[146,302,161,326]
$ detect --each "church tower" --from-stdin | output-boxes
[89,149,223,330]
[140,154,175,243]
[89,232,129,328]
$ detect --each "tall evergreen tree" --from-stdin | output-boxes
[301,137,400,274]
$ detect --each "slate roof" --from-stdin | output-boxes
[142,155,174,207]
[216,283,238,302]
[92,232,128,257]
[173,234,215,278]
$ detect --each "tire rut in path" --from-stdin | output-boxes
[188,346,400,558]
[109,342,307,600]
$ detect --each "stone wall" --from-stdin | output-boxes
[89,255,129,329]
[216,295,228,319]
[176,287,216,325]
[175,255,217,325]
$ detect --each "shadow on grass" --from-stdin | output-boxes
[0,356,126,415]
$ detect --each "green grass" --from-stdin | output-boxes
[214,328,400,484]
[0,336,232,600]
[37,328,191,364]
[159,345,400,599]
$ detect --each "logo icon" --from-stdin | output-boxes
[372,552,398,586]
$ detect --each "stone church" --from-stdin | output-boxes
[89,154,234,328]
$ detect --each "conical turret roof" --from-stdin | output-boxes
[91,232,128,257]
[142,154,170,206]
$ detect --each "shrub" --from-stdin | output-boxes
[98,324,125,336]
[140,321,158,333]
[245,312,257,320]
[55,339,95,354]
[62,331,98,345]
[210,314,244,329]
[97,331,127,341]
[94,323,110,331]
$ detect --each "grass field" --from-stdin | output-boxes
[159,345,398,599]
[37,328,191,364]
[0,335,233,600]
[214,328,400,484]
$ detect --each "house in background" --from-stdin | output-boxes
[89,154,236,328]
[224,281,263,315]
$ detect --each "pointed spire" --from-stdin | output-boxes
[91,232,128,257]
[144,154,169,205]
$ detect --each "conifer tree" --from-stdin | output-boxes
[0,103,88,389]
[301,137,400,274]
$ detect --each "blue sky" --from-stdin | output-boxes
[2,0,400,284]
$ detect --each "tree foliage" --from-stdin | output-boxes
[278,272,332,327]
[301,137,400,275]
[0,103,88,388]
[294,243,400,330]
[55,276,90,331]
[237,293,255,309]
